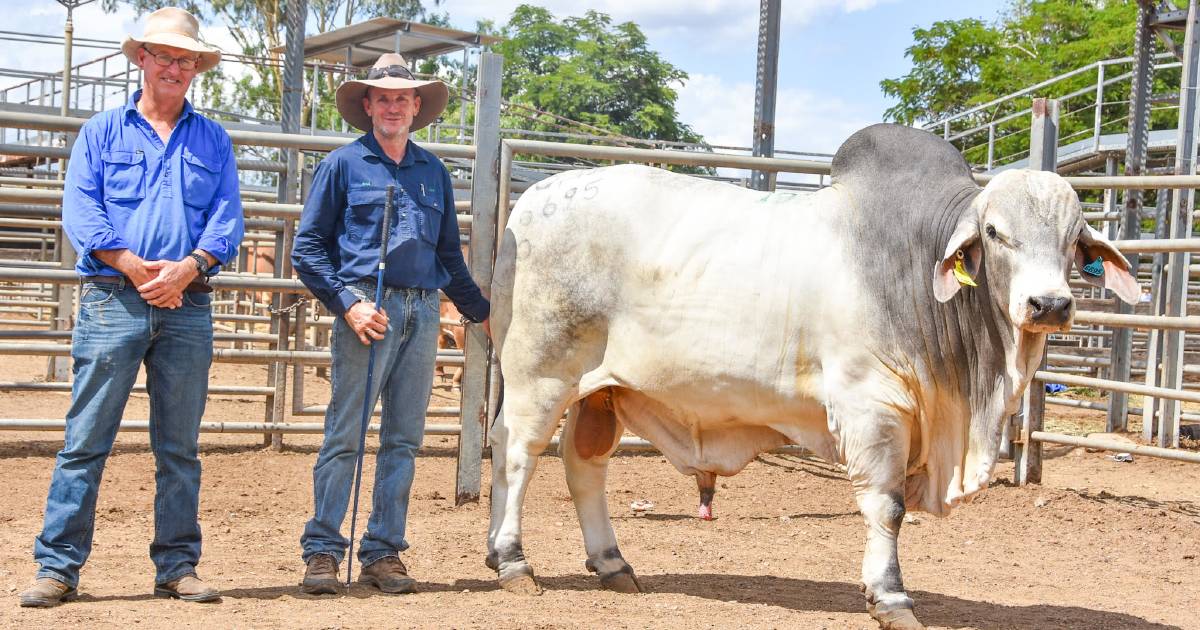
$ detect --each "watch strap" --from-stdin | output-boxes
[188,252,211,276]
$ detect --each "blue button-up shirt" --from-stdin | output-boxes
[63,90,244,276]
[292,133,489,321]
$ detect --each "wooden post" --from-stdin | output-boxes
[455,52,502,505]
[1014,97,1058,486]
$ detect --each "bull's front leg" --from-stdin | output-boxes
[843,414,924,630]
[855,489,920,630]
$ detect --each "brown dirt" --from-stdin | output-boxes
[0,352,1197,629]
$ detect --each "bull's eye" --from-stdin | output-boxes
[985,224,998,239]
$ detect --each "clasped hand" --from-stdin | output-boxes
[132,259,197,308]
[344,301,389,345]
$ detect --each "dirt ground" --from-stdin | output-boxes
[0,352,1197,629]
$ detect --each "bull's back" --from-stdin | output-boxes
[495,165,851,413]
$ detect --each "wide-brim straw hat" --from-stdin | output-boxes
[335,53,449,133]
[121,7,221,73]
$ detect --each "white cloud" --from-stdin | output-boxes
[447,0,895,52]
[677,72,876,155]
[0,3,136,92]
[2,3,259,104]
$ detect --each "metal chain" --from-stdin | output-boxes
[268,295,309,315]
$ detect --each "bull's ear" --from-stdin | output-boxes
[933,218,982,303]
[1075,224,1140,305]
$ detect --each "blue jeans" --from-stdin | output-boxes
[301,283,440,566]
[34,279,213,588]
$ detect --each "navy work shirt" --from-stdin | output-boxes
[292,133,489,321]
[63,90,244,275]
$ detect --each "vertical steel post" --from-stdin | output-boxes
[342,47,352,134]
[1015,98,1059,486]
[262,0,306,449]
[460,48,469,144]
[986,123,995,171]
[309,62,320,135]
[750,0,780,191]
[1094,62,1105,154]
[1142,188,1172,438]
[1108,0,1156,431]
[455,52,502,505]
[48,3,78,382]
[1155,0,1200,448]
[1104,156,1119,242]
[1099,157,1120,358]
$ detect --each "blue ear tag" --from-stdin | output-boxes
[1083,256,1104,277]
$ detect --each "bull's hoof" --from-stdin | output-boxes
[498,573,543,596]
[875,608,923,630]
[485,551,499,571]
[598,567,643,594]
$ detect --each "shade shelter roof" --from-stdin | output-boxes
[273,18,502,67]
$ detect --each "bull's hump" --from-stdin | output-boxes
[831,123,975,190]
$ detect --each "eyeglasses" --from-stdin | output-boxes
[367,64,415,81]
[142,46,200,71]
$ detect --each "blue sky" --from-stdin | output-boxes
[4,0,1011,154]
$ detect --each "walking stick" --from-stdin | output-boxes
[346,184,394,588]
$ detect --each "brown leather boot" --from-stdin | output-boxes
[153,573,220,602]
[19,577,76,607]
[358,556,417,594]
[301,553,341,595]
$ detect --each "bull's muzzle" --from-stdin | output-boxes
[1027,295,1073,329]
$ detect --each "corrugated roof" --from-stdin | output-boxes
[271,18,502,67]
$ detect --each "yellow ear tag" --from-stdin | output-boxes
[952,250,977,287]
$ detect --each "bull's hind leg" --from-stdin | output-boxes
[562,388,642,594]
[486,383,573,595]
[842,412,924,630]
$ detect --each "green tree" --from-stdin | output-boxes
[491,5,704,146]
[879,0,1175,168]
[882,0,1139,125]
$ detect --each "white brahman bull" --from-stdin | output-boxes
[484,124,1139,629]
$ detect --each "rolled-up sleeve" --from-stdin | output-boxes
[195,134,244,268]
[292,158,359,316]
[62,123,130,262]
[435,166,489,322]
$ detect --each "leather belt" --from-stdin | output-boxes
[82,275,213,294]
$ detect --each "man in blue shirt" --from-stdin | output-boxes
[20,8,243,607]
[293,53,489,595]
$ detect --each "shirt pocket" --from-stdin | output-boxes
[181,148,221,209]
[414,187,444,246]
[346,188,387,244]
[101,150,146,201]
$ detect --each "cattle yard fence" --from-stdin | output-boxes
[0,72,1197,500]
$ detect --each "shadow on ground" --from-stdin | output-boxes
[112,573,1179,630]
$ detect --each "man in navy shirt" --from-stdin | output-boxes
[293,53,489,595]
[20,8,243,607]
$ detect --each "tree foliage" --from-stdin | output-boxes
[881,0,1140,125]
[491,5,703,145]
[102,1,707,168]
[879,1,1200,171]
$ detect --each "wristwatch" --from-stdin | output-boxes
[188,252,211,276]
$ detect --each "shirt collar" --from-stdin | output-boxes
[358,131,428,167]
[124,89,195,123]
